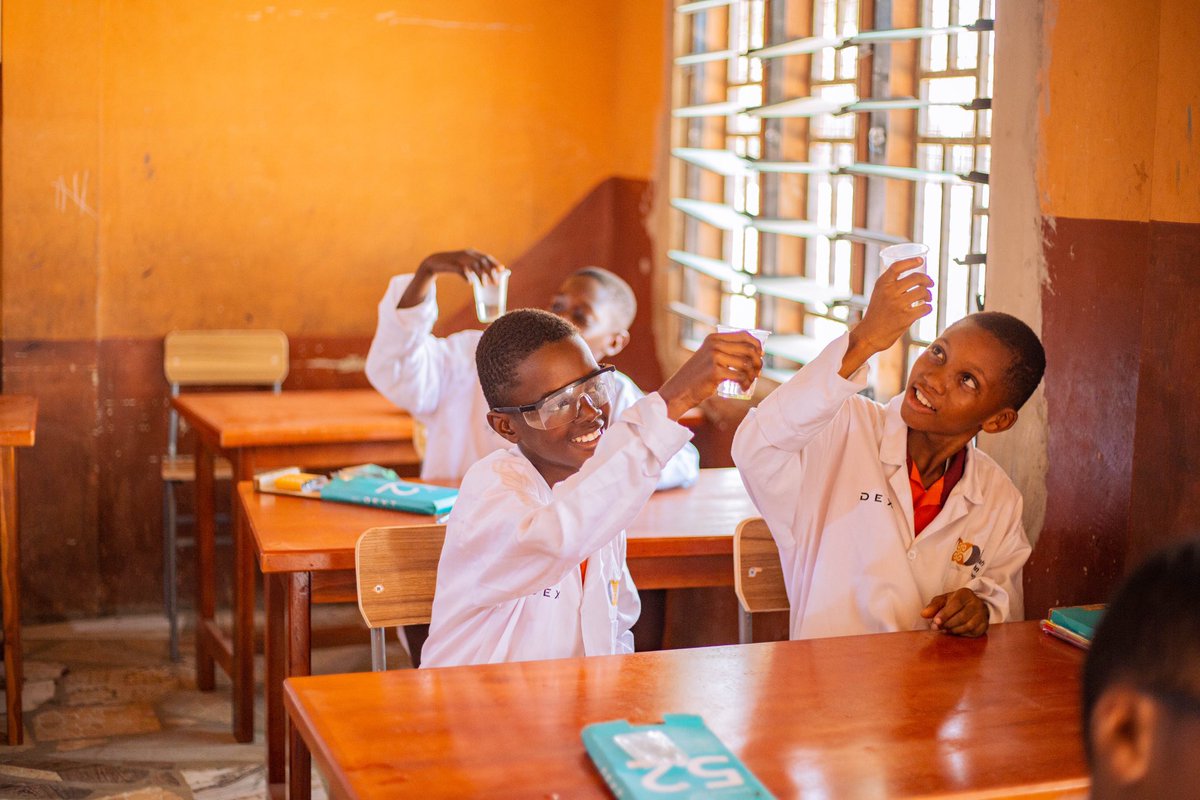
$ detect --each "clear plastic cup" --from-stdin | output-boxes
[468,268,510,323]
[880,243,930,279]
[715,324,770,400]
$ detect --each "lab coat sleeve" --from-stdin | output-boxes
[462,393,693,607]
[967,494,1032,623]
[365,274,469,417]
[609,373,700,490]
[731,333,868,541]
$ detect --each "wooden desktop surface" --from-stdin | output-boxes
[242,467,753,574]
[285,620,1089,800]
[171,388,414,448]
[0,396,38,447]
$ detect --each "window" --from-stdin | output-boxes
[668,0,994,398]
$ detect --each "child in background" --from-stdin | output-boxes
[732,256,1045,640]
[1083,537,1200,800]
[365,249,700,489]
[421,310,763,667]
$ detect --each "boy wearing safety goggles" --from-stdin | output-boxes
[420,309,762,668]
[365,249,700,489]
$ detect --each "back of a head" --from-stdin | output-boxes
[476,309,578,409]
[1083,537,1200,758]
[572,266,637,331]
[966,311,1046,410]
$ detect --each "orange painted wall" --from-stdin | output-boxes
[1040,0,1200,224]
[2,0,665,340]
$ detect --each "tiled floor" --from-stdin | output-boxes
[0,608,407,799]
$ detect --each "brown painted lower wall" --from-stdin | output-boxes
[4,176,682,621]
[1127,220,1200,567]
[1030,215,1200,620]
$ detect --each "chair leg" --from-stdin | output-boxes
[738,608,753,646]
[164,480,181,663]
[371,629,387,672]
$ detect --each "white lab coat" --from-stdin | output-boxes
[421,393,693,668]
[731,333,1032,640]
[365,273,700,488]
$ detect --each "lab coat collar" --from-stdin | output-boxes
[881,395,984,507]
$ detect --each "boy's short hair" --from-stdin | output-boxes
[1082,536,1200,761]
[572,267,637,331]
[966,311,1046,410]
[477,309,579,409]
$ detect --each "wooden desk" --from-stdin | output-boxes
[240,467,756,799]
[286,621,1089,799]
[0,396,37,745]
[172,388,417,743]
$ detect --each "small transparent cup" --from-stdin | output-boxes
[880,242,930,279]
[715,324,770,400]
[467,268,510,323]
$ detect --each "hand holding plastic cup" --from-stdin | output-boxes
[880,243,930,280]
[715,324,770,400]
[467,268,511,323]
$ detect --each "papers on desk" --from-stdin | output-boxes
[1040,603,1107,650]
[582,714,774,798]
[255,465,457,516]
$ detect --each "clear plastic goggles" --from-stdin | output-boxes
[492,365,616,430]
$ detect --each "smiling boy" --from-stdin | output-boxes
[421,310,762,667]
[365,249,699,488]
[732,256,1045,640]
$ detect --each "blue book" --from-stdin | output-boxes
[582,714,774,799]
[319,476,457,516]
[1048,604,1107,641]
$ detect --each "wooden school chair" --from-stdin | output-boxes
[161,329,289,661]
[732,517,789,644]
[355,524,447,671]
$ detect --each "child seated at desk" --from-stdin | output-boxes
[421,309,762,667]
[1083,537,1200,800]
[365,249,699,489]
[732,256,1045,640]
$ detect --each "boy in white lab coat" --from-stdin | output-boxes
[421,309,763,667]
[732,255,1046,640]
[365,249,700,488]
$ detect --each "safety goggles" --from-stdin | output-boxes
[492,365,616,430]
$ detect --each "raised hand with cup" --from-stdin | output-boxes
[715,325,770,399]
[658,330,765,419]
[396,249,509,323]
[839,245,934,379]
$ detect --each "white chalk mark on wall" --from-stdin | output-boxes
[52,172,98,219]
[374,11,528,32]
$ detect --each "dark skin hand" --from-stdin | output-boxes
[658,331,764,420]
[921,587,989,637]
[397,249,505,309]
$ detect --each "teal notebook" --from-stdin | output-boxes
[582,714,774,799]
[319,476,457,516]
[1048,604,1107,640]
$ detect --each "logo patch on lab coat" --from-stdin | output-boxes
[952,538,985,576]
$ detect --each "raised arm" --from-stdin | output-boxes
[365,250,504,416]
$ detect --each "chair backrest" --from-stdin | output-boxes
[163,329,289,457]
[164,329,289,388]
[733,517,789,615]
[356,525,447,630]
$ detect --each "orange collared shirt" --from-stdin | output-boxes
[908,448,967,536]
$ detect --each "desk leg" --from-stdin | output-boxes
[1,447,22,745]
[232,457,256,744]
[286,571,312,800]
[265,571,287,790]
[194,443,216,692]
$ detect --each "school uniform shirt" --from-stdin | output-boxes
[731,333,1033,641]
[420,392,693,668]
[365,273,700,488]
